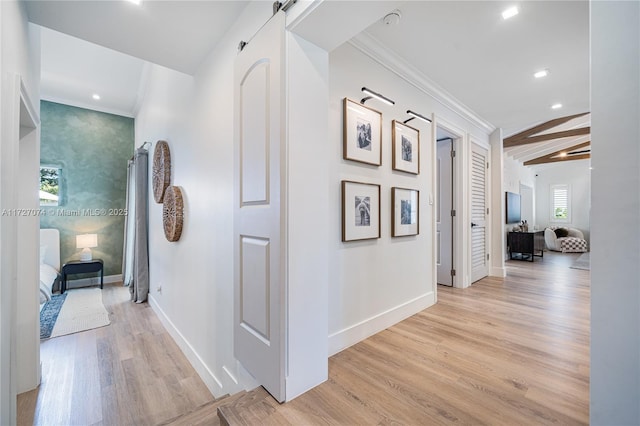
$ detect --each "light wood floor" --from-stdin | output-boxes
[252,252,590,425]
[19,252,589,425]
[18,284,215,426]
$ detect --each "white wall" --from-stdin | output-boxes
[285,32,330,399]
[135,3,271,397]
[534,160,591,244]
[503,156,536,196]
[0,2,40,424]
[590,1,640,424]
[489,129,505,277]
[502,156,536,258]
[135,3,330,400]
[327,43,490,354]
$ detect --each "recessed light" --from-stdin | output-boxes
[559,152,567,157]
[92,94,101,100]
[534,69,549,78]
[502,6,519,20]
[551,103,562,109]
[125,0,141,5]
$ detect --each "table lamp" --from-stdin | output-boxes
[76,233,98,261]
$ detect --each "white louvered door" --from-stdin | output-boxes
[470,143,489,283]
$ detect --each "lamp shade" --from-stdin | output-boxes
[76,233,98,249]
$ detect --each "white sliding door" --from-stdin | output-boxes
[233,11,286,402]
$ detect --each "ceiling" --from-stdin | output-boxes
[363,1,590,138]
[40,27,145,117]
[26,0,249,75]
[28,0,590,164]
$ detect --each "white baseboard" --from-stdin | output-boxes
[328,292,435,356]
[65,274,122,289]
[490,267,507,277]
[148,294,228,398]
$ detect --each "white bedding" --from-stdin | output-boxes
[40,229,60,304]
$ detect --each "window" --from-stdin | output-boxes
[550,184,570,222]
[40,166,61,206]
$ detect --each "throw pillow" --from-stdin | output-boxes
[554,228,569,238]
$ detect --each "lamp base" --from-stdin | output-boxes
[80,247,93,261]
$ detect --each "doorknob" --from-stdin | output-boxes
[471,222,478,227]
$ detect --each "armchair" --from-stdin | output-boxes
[544,226,588,253]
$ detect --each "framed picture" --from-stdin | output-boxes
[342,180,381,242]
[343,98,382,166]
[392,120,420,174]
[392,187,419,237]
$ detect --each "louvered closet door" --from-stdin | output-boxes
[470,143,489,283]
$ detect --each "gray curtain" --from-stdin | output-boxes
[122,147,149,303]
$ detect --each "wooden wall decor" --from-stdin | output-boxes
[162,186,184,242]
[152,140,171,203]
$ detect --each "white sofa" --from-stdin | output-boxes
[544,227,588,253]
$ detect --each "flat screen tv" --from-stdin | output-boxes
[505,191,521,224]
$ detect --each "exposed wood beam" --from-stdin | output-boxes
[504,112,590,146]
[524,154,591,165]
[524,141,591,165]
[504,127,590,148]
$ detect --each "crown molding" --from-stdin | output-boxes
[348,31,496,134]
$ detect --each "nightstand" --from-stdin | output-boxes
[61,259,104,293]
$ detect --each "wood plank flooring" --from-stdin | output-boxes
[223,252,589,425]
[19,252,589,425]
[18,284,215,426]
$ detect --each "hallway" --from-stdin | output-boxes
[19,251,589,425]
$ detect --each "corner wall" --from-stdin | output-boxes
[0,2,40,424]
[590,1,640,423]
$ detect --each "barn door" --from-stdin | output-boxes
[233,11,286,402]
[470,143,489,283]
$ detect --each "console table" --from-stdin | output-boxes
[61,259,104,293]
[508,231,544,262]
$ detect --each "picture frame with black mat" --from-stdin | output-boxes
[342,180,381,242]
[392,187,419,237]
[343,98,383,166]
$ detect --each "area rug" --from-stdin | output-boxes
[570,252,590,270]
[41,288,110,339]
[40,293,67,339]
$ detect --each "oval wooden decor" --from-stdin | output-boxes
[163,186,184,242]
[152,140,171,203]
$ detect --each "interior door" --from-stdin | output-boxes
[436,139,453,286]
[470,143,489,283]
[234,11,285,402]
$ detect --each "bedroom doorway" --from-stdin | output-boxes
[16,76,41,395]
[436,137,454,287]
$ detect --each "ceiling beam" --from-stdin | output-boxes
[504,112,590,146]
[524,141,591,165]
[524,153,591,165]
[504,127,591,148]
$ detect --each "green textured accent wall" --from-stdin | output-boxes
[40,101,134,276]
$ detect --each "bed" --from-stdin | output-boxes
[40,228,61,304]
